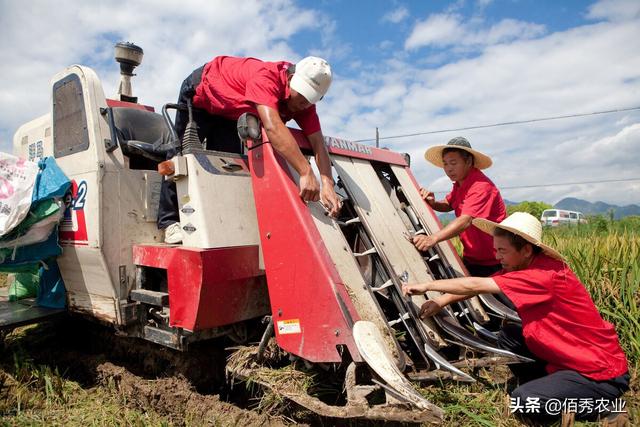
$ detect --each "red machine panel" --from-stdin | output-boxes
[132,245,270,331]
[288,128,409,166]
[106,99,155,112]
[248,141,362,363]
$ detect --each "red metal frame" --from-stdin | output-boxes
[132,244,270,331]
[106,99,155,112]
[283,128,409,166]
[247,140,363,363]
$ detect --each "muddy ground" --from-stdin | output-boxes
[0,317,302,426]
[1,316,429,426]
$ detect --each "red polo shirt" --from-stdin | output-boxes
[493,254,628,381]
[192,56,321,136]
[445,167,506,265]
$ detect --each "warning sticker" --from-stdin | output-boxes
[277,319,301,335]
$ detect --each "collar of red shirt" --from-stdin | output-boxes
[453,167,481,190]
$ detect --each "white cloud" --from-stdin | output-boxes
[0,0,324,150]
[379,40,394,50]
[324,8,640,205]
[405,14,463,49]
[404,13,545,50]
[587,0,640,22]
[476,0,494,9]
[382,6,409,24]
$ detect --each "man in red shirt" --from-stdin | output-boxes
[158,56,342,243]
[413,137,506,276]
[413,137,513,316]
[403,212,629,422]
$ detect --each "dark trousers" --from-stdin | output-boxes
[157,66,243,229]
[463,261,501,277]
[498,322,629,423]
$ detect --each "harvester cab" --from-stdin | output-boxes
[5,43,530,424]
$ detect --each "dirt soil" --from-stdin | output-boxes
[0,317,292,426]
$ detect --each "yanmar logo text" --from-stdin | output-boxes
[326,137,372,155]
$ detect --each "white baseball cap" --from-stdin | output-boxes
[290,56,332,104]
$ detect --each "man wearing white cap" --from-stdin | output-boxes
[158,56,341,243]
[403,212,629,423]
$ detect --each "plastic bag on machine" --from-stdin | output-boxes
[0,202,64,249]
[0,152,39,237]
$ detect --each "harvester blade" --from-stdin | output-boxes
[353,321,445,415]
[403,297,476,382]
[353,247,378,257]
[336,217,362,226]
[370,278,393,292]
[473,321,499,343]
[433,310,534,363]
[421,342,475,382]
[477,294,521,323]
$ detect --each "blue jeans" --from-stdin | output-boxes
[157,66,243,229]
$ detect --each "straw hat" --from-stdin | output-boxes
[473,212,564,260]
[424,137,493,169]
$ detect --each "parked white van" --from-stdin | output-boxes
[540,209,587,226]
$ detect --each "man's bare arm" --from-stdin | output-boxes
[307,131,341,216]
[412,214,472,251]
[403,276,501,296]
[257,104,319,201]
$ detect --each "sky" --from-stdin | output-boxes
[1,0,639,206]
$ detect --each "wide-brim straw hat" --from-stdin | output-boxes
[424,136,493,169]
[473,212,564,260]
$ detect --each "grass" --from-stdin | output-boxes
[0,353,170,426]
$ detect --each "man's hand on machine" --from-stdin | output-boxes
[402,282,429,296]
[402,283,444,319]
[419,187,436,207]
[299,170,321,202]
[412,234,439,251]
[320,179,342,218]
[418,299,444,319]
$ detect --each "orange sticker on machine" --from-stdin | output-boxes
[277,319,301,335]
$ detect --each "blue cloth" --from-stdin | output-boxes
[0,226,62,271]
[36,258,66,309]
[1,158,69,306]
[32,157,71,202]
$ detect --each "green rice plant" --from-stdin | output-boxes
[544,222,640,373]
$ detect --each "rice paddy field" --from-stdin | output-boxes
[0,216,638,426]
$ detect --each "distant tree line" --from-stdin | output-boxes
[506,201,552,219]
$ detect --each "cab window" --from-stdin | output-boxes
[53,74,90,158]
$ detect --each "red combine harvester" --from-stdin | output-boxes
[3,43,528,424]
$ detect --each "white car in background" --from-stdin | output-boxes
[540,209,587,227]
